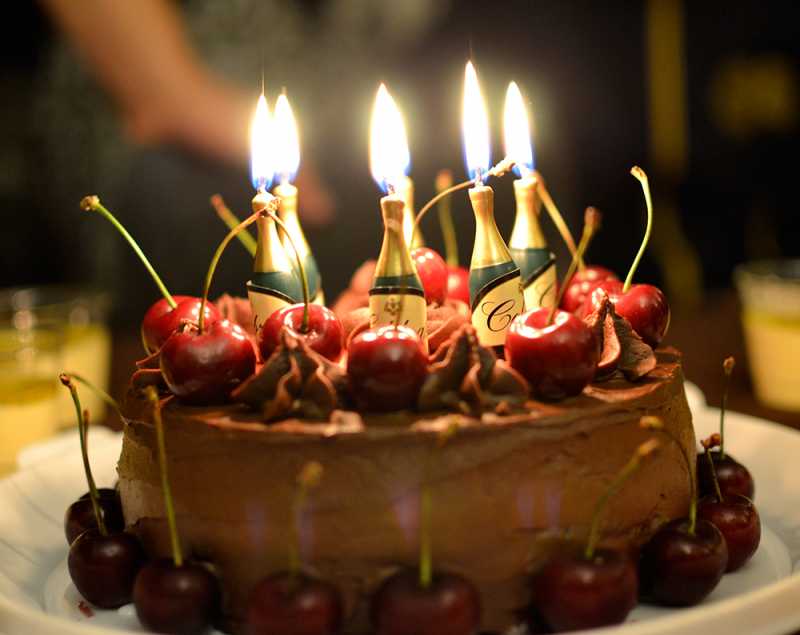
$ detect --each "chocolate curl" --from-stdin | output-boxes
[418,323,529,415]
[233,329,347,422]
[583,290,656,381]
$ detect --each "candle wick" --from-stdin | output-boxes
[386,182,396,196]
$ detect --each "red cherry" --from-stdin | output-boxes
[68,528,145,609]
[410,247,449,305]
[639,518,728,606]
[446,266,470,305]
[613,284,670,348]
[160,319,256,405]
[64,488,124,546]
[697,494,760,572]
[259,304,344,363]
[142,296,221,353]
[245,572,342,635]
[505,308,599,400]
[347,325,428,411]
[561,266,618,314]
[697,451,755,500]
[133,559,220,634]
[531,549,638,632]
[581,280,624,317]
[370,569,481,635]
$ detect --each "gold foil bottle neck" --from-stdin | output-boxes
[469,185,514,269]
[274,182,310,260]
[376,195,418,278]
[509,176,547,250]
[254,213,294,274]
[399,176,424,249]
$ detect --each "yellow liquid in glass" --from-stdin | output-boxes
[0,375,59,475]
[58,324,112,428]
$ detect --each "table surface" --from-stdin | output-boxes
[104,290,800,430]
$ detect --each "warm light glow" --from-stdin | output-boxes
[273,93,300,184]
[462,61,491,182]
[250,93,273,191]
[370,83,410,194]
[503,81,534,176]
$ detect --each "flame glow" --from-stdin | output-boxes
[370,83,410,194]
[462,61,491,182]
[273,94,300,184]
[503,81,535,176]
[250,93,274,191]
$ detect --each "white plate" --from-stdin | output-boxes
[2,392,800,635]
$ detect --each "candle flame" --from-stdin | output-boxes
[503,81,534,176]
[273,93,300,184]
[250,93,274,191]
[370,83,410,194]
[462,61,491,182]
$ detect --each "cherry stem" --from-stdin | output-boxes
[198,204,270,333]
[585,438,659,560]
[435,170,459,267]
[532,171,582,268]
[145,386,182,567]
[548,208,599,325]
[268,210,311,334]
[211,195,257,256]
[705,444,725,503]
[80,196,176,309]
[67,372,121,416]
[720,356,735,459]
[412,157,516,247]
[641,416,697,534]
[623,167,653,293]
[60,374,106,536]
[419,423,459,589]
[289,462,323,581]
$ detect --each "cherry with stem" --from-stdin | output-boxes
[245,462,343,635]
[62,375,144,609]
[80,195,220,352]
[133,387,220,634]
[697,433,760,572]
[371,424,481,635]
[61,374,123,544]
[581,168,670,348]
[504,209,600,400]
[532,439,659,632]
[697,357,754,500]
[639,416,728,606]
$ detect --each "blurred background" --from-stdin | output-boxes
[1,0,798,450]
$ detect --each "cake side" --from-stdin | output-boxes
[118,350,694,634]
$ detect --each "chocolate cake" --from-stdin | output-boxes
[118,348,693,634]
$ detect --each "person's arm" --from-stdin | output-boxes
[41,0,250,162]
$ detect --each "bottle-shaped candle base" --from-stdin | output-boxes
[510,247,557,309]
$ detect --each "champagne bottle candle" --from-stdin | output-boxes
[368,83,428,346]
[463,62,525,347]
[504,81,557,310]
[468,185,525,346]
[509,176,557,309]
[272,94,324,305]
[247,94,302,333]
[369,194,427,342]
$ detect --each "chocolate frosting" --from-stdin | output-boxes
[584,291,657,381]
[118,349,694,634]
[232,329,348,422]
[418,323,528,415]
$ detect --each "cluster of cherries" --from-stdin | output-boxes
[529,358,759,633]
